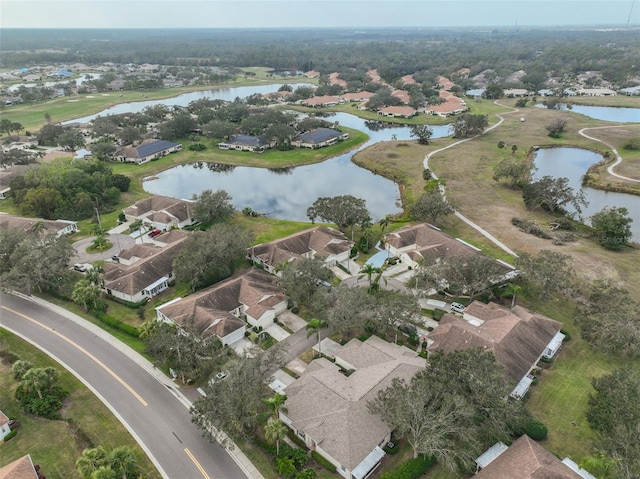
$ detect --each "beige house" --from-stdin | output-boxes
[427,301,565,399]
[247,226,353,276]
[157,268,287,331]
[300,95,342,107]
[0,213,78,236]
[0,410,11,441]
[0,454,42,479]
[377,106,416,118]
[281,336,425,479]
[114,139,182,165]
[123,195,195,230]
[474,435,596,478]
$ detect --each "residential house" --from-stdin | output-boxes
[114,139,182,165]
[383,223,486,269]
[427,301,565,399]
[123,195,195,230]
[218,134,273,153]
[293,128,349,149]
[377,106,417,118]
[341,91,375,103]
[0,454,44,479]
[328,72,348,88]
[281,336,425,479]
[304,70,320,78]
[390,89,411,104]
[300,95,342,108]
[425,90,467,117]
[437,75,455,90]
[474,435,596,479]
[503,88,532,97]
[620,85,640,96]
[0,410,11,441]
[400,74,417,85]
[0,213,78,236]
[156,268,287,332]
[247,226,353,276]
[577,87,617,96]
[102,231,187,303]
[0,164,38,200]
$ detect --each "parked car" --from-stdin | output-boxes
[111,255,119,262]
[148,228,162,238]
[73,263,87,272]
[450,302,466,314]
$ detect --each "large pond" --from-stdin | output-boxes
[143,112,451,221]
[534,103,640,123]
[62,83,315,124]
[532,147,640,241]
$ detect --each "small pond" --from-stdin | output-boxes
[534,103,640,123]
[143,112,451,222]
[532,147,640,241]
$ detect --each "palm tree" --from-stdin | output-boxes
[263,392,287,420]
[264,418,288,456]
[501,283,522,309]
[359,264,381,288]
[306,317,328,357]
[76,446,108,479]
[378,214,393,233]
[12,360,33,380]
[129,219,144,243]
[20,367,57,399]
[108,446,138,479]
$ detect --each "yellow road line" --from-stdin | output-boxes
[1,306,148,407]
[184,448,210,479]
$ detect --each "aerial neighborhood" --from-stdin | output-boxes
[1,24,639,479]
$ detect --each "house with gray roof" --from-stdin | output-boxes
[293,128,349,149]
[123,195,195,230]
[247,226,353,276]
[0,213,78,236]
[102,232,187,303]
[474,435,596,479]
[281,335,425,479]
[427,301,565,399]
[156,268,287,334]
[218,135,273,153]
[114,139,182,165]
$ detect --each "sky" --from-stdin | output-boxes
[1,0,638,29]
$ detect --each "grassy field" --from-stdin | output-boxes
[0,329,161,479]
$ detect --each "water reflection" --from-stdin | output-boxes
[532,147,640,240]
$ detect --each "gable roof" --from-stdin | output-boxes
[249,226,352,267]
[474,435,583,478]
[116,139,179,159]
[284,336,425,471]
[0,213,76,236]
[158,268,285,330]
[384,223,478,263]
[295,128,343,144]
[0,455,38,479]
[378,105,416,116]
[427,302,562,382]
[123,195,193,223]
[224,135,269,147]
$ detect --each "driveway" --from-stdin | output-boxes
[72,233,135,264]
[278,311,307,332]
[341,275,411,294]
[265,323,290,341]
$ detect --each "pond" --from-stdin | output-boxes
[532,147,640,241]
[143,111,452,222]
[534,103,640,123]
[62,83,315,124]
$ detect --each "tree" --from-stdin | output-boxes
[306,318,329,356]
[410,125,433,145]
[493,157,529,188]
[12,360,33,380]
[57,129,85,151]
[307,195,370,236]
[515,250,573,299]
[173,224,252,292]
[409,191,454,224]
[590,206,633,251]
[483,82,504,99]
[72,278,101,312]
[370,290,420,343]
[20,187,62,219]
[92,142,116,161]
[500,282,522,309]
[368,370,475,466]
[263,392,287,419]
[414,254,506,300]
[108,446,139,479]
[278,257,332,309]
[118,126,141,145]
[451,114,488,138]
[20,366,58,400]
[358,263,381,289]
[191,345,287,447]
[523,175,587,215]
[192,189,235,224]
[77,446,108,479]
[511,144,518,155]
[575,281,640,357]
[264,418,288,456]
[325,285,375,333]
[545,117,568,137]
[586,367,640,479]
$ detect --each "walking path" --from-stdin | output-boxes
[578,125,640,184]
[423,101,520,258]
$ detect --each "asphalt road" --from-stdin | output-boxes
[0,293,247,479]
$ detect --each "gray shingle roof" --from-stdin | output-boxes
[296,128,342,144]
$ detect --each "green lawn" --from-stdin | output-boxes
[0,329,161,479]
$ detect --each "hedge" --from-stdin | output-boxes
[524,419,548,441]
[3,430,18,442]
[93,311,140,337]
[379,455,436,479]
[311,451,336,473]
[107,296,148,309]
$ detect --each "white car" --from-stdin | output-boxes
[450,302,466,314]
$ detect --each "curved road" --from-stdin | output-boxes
[578,125,640,184]
[0,292,256,479]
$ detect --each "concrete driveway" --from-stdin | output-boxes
[265,323,290,341]
[278,311,307,332]
[72,233,135,264]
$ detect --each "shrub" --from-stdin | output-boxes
[383,441,400,454]
[540,356,553,364]
[276,456,296,479]
[623,138,640,151]
[432,309,445,321]
[497,141,506,148]
[295,469,316,479]
[17,385,68,420]
[511,217,552,239]
[0,349,20,365]
[93,311,140,337]
[287,430,307,449]
[3,430,18,442]
[524,419,548,440]
[379,455,436,479]
[311,451,336,472]
[188,143,207,151]
[560,328,571,341]
[283,447,309,469]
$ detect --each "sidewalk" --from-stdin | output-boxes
[10,291,265,479]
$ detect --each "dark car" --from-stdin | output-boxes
[111,255,119,262]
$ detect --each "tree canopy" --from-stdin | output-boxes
[590,206,633,251]
[192,189,235,225]
[307,195,371,233]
